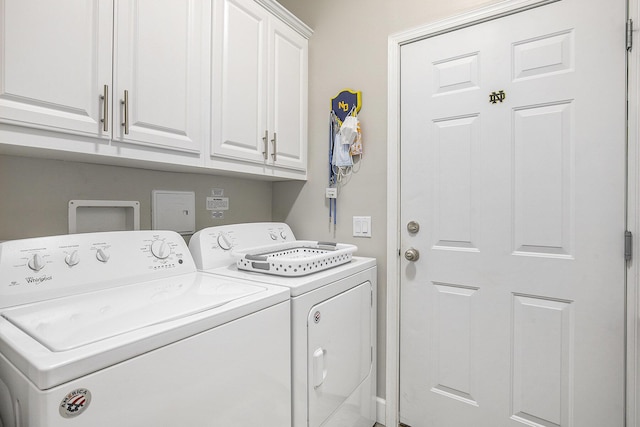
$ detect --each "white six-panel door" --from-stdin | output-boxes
[399,0,626,425]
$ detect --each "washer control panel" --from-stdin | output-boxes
[0,230,195,309]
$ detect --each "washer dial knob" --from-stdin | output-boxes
[28,253,46,271]
[280,231,288,240]
[217,233,233,251]
[65,250,80,267]
[96,248,110,263]
[151,240,171,259]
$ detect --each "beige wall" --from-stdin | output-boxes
[0,155,272,241]
[274,0,500,401]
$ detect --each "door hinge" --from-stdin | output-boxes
[625,231,633,261]
[627,19,633,51]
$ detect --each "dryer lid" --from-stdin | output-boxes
[1,272,265,351]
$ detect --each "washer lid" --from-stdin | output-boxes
[1,272,265,352]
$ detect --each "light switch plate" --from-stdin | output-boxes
[152,190,196,235]
[353,216,372,237]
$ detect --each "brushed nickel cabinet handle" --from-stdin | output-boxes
[121,89,129,135]
[271,132,277,161]
[100,84,109,132]
[262,130,269,160]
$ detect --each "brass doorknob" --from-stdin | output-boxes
[404,248,420,262]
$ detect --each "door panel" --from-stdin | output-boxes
[399,0,626,426]
[511,294,572,426]
[513,102,573,256]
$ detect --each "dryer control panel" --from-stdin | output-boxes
[0,230,195,309]
[189,222,295,270]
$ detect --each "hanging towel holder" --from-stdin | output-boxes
[328,89,363,228]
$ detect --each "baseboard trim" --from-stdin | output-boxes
[376,396,386,425]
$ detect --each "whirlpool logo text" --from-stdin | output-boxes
[25,275,52,285]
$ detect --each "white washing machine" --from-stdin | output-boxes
[189,222,377,427]
[0,230,291,427]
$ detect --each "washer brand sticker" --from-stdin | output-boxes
[59,388,91,418]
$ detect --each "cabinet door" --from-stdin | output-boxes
[268,18,307,172]
[113,0,207,155]
[211,0,270,165]
[0,0,112,139]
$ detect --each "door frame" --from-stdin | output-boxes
[385,1,640,426]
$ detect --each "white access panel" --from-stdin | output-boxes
[152,190,195,235]
[307,282,372,427]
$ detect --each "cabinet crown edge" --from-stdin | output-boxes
[254,0,313,38]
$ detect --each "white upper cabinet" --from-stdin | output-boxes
[113,0,208,156]
[0,0,209,166]
[211,0,310,179]
[0,0,113,139]
[211,0,270,165]
[268,16,308,172]
[0,0,310,180]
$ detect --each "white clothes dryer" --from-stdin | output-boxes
[0,230,291,427]
[189,222,377,427]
